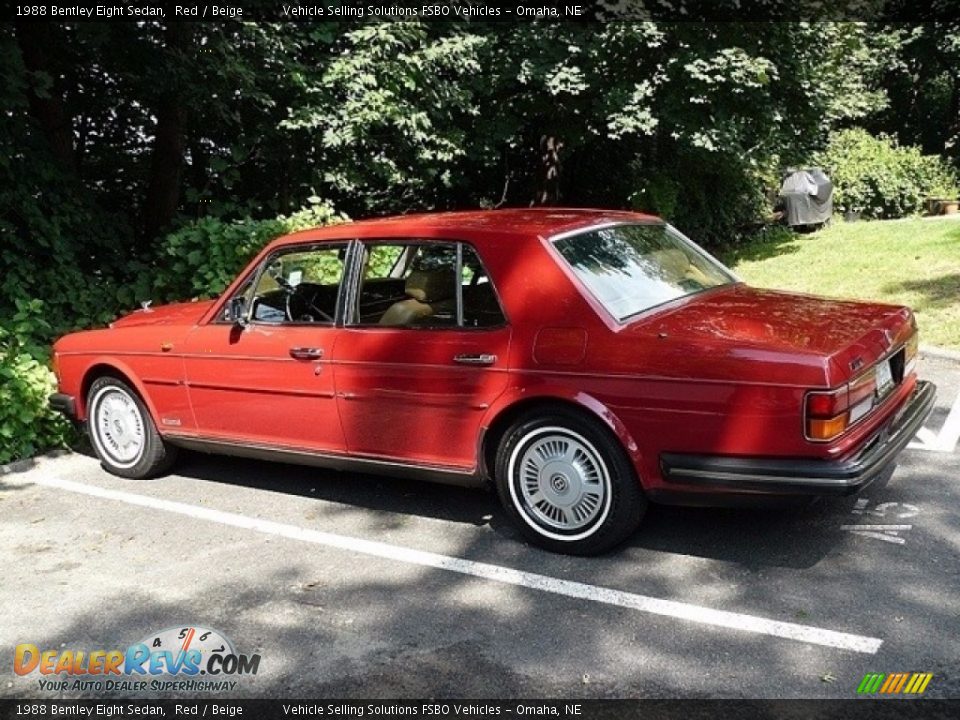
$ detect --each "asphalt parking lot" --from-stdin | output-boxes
[1,353,958,700]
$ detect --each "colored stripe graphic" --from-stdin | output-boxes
[913,673,933,694]
[858,672,932,694]
[891,673,909,693]
[879,674,898,693]
[857,673,884,693]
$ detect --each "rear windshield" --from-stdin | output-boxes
[552,223,736,321]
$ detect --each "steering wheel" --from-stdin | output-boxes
[268,262,333,323]
[284,288,334,323]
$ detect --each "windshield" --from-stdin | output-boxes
[552,223,737,321]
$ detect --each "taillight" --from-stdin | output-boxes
[807,414,849,441]
[806,388,850,441]
[806,389,847,418]
[51,351,61,383]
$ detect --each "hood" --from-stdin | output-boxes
[635,285,914,386]
[110,300,216,329]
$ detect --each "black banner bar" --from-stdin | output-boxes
[4,0,960,23]
[2,700,960,720]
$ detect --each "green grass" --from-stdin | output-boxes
[725,217,960,351]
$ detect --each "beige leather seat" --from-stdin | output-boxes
[379,269,455,326]
[648,248,713,286]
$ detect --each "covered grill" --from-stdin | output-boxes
[778,167,833,227]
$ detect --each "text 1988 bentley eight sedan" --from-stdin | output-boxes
[50,209,935,554]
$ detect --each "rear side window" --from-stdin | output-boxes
[461,245,505,328]
[355,241,506,329]
[553,223,734,321]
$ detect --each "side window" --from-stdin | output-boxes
[235,244,347,324]
[356,241,505,329]
[365,245,406,280]
[461,245,506,328]
[360,242,458,328]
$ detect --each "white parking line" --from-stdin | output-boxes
[909,389,960,453]
[28,474,882,655]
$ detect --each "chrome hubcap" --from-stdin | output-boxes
[517,432,608,531]
[95,389,144,464]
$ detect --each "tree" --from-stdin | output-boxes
[872,23,960,163]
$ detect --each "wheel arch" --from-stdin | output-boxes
[479,390,644,486]
[78,360,160,425]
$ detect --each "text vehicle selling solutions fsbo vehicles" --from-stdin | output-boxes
[50,209,935,554]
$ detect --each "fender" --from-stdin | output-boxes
[75,355,165,426]
[479,381,645,471]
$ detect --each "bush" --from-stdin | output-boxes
[0,328,70,465]
[815,128,958,219]
[630,153,769,251]
[0,200,347,465]
[152,200,349,302]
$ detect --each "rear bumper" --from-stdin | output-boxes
[49,393,78,421]
[660,380,936,496]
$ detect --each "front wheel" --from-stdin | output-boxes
[494,408,647,555]
[86,376,177,479]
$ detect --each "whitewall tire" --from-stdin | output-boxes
[495,407,646,555]
[86,376,177,479]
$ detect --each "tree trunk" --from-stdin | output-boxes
[14,24,76,174]
[945,76,960,158]
[532,134,563,206]
[142,24,190,240]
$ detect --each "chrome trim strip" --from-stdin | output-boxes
[546,220,632,243]
[162,433,482,487]
[672,468,852,487]
[186,383,335,399]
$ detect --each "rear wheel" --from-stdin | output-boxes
[494,407,647,555]
[86,376,177,479]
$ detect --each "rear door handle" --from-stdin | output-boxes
[289,347,323,360]
[453,353,497,366]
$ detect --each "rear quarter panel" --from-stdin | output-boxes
[480,233,899,494]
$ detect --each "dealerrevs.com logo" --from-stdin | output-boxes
[14,626,260,693]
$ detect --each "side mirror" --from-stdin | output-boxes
[229,296,248,326]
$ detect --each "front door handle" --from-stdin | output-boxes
[289,347,323,360]
[453,353,497,366]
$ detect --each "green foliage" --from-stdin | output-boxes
[815,128,959,218]
[0,327,70,465]
[871,24,960,166]
[366,245,406,278]
[283,24,485,213]
[152,202,348,301]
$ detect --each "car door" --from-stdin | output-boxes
[333,240,512,470]
[179,242,349,452]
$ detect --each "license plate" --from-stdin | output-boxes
[876,357,894,396]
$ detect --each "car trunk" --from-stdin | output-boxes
[646,285,916,388]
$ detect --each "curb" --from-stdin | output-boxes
[0,457,37,476]
[0,448,72,476]
[921,344,960,364]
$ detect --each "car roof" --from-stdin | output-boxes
[272,208,661,249]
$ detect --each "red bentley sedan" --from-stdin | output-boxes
[50,209,935,554]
